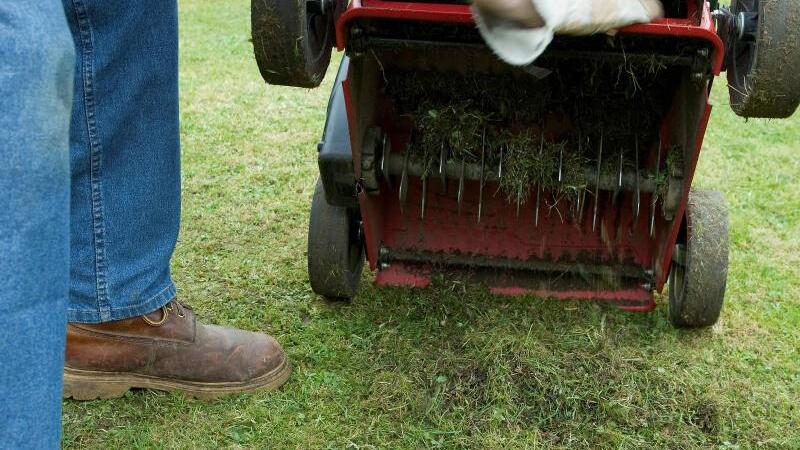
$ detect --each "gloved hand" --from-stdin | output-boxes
[473,0,664,66]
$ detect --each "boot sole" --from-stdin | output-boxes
[63,356,291,401]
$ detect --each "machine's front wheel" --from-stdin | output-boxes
[726,0,800,118]
[308,178,365,300]
[668,190,730,328]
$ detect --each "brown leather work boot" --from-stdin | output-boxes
[63,300,290,400]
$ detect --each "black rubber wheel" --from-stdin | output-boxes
[727,0,800,118]
[668,190,730,328]
[251,0,339,88]
[308,178,365,299]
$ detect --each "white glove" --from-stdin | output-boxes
[473,0,664,66]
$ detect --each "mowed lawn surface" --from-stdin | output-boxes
[62,0,799,448]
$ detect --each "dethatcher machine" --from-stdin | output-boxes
[252,0,799,327]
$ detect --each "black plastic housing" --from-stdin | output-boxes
[317,57,358,208]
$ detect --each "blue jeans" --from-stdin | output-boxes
[1,0,180,447]
[66,0,181,323]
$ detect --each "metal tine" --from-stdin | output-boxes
[554,142,564,215]
[439,143,447,193]
[380,134,392,189]
[399,148,409,214]
[633,135,641,227]
[535,132,544,227]
[420,176,427,220]
[649,136,662,238]
[457,158,465,215]
[557,144,563,182]
[578,189,586,223]
[593,132,603,233]
[576,130,586,224]
[612,151,623,207]
[478,130,486,223]
[498,145,504,179]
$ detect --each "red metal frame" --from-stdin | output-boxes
[337,0,725,75]
[336,1,724,310]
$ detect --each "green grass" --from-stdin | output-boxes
[61,1,800,448]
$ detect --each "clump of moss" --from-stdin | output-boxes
[414,100,500,176]
[499,134,586,207]
[500,132,549,204]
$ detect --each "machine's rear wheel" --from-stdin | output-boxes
[251,0,339,88]
[668,190,729,328]
[308,178,365,300]
[726,0,800,118]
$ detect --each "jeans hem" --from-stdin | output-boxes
[66,282,176,323]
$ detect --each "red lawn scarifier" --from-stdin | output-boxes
[252,0,799,327]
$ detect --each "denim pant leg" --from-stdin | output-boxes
[0,2,75,448]
[64,0,181,323]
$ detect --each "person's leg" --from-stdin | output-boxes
[65,0,181,323]
[61,0,290,399]
[0,1,75,447]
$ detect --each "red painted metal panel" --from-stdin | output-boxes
[343,75,380,271]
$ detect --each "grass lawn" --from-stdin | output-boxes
[62,0,799,448]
